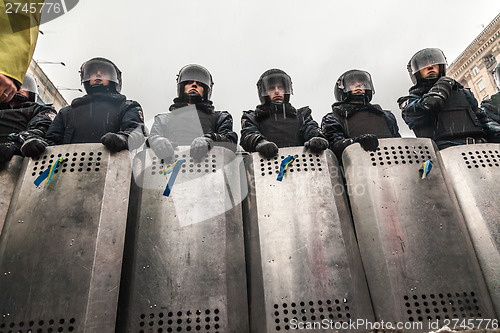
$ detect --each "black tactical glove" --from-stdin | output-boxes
[101,132,128,152]
[190,136,213,162]
[304,137,329,153]
[20,138,47,158]
[0,142,18,164]
[255,139,279,159]
[354,134,379,151]
[423,76,456,109]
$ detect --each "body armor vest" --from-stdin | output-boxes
[259,111,302,148]
[64,98,122,144]
[165,106,216,145]
[337,108,394,138]
[414,90,483,140]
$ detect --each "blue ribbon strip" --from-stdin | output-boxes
[34,157,67,187]
[419,160,432,179]
[163,159,185,197]
[277,154,298,182]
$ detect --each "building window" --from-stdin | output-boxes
[472,66,480,76]
[39,74,47,85]
[477,79,486,91]
[483,54,496,69]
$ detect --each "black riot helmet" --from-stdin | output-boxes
[177,64,214,102]
[80,57,122,94]
[256,69,293,104]
[493,62,500,91]
[407,48,447,84]
[13,74,38,102]
[334,70,375,103]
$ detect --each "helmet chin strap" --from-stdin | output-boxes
[85,82,116,95]
[12,93,28,103]
[183,92,203,104]
[346,92,367,104]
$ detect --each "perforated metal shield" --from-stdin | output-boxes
[118,146,249,333]
[243,147,374,332]
[342,138,497,325]
[440,143,500,319]
[0,144,131,332]
[0,156,23,236]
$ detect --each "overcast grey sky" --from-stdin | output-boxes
[33,0,500,137]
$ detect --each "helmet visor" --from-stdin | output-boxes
[409,48,447,75]
[342,71,374,93]
[260,73,292,97]
[178,65,212,88]
[81,59,119,84]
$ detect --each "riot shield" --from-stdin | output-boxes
[0,144,131,332]
[243,147,374,333]
[117,146,249,333]
[440,143,500,318]
[0,155,23,236]
[342,138,497,327]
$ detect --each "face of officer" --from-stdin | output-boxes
[419,64,440,79]
[349,81,366,95]
[184,81,204,97]
[89,68,112,87]
[267,82,285,103]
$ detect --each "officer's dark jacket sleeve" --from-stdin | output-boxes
[397,93,436,130]
[149,113,168,140]
[481,96,500,124]
[321,111,348,151]
[214,111,237,143]
[298,106,324,142]
[385,110,402,137]
[118,100,144,137]
[45,107,68,145]
[240,110,265,152]
[25,103,56,139]
[5,102,56,149]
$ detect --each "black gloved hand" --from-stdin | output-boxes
[0,142,18,164]
[101,133,128,152]
[190,136,213,162]
[354,134,379,151]
[428,76,456,101]
[20,138,47,158]
[255,140,278,159]
[304,137,329,152]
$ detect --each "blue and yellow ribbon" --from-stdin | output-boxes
[419,160,432,179]
[34,157,67,187]
[277,154,298,182]
[163,159,185,197]
[162,159,183,175]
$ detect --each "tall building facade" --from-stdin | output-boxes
[27,60,68,111]
[447,13,500,102]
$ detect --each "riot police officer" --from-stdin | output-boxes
[321,69,400,158]
[480,61,500,123]
[398,48,500,149]
[21,57,145,157]
[149,64,237,162]
[0,74,56,164]
[240,69,327,158]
